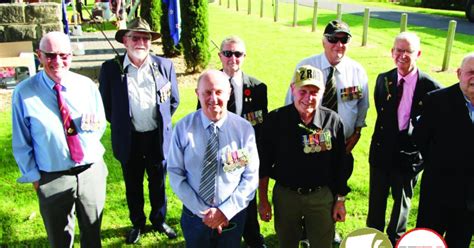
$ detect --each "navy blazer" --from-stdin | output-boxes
[99,54,179,164]
[369,68,442,169]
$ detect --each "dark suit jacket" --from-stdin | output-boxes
[99,54,179,164]
[413,84,474,208]
[369,68,442,170]
[197,72,268,140]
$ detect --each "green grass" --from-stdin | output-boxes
[1,1,473,246]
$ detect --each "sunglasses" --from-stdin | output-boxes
[325,35,350,44]
[126,35,151,42]
[40,50,71,60]
[221,50,245,58]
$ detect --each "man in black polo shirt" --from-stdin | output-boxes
[258,65,350,248]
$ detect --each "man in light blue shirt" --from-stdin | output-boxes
[11,31,107,247]
[168,69,259,248]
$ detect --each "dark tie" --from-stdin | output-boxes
[227,78,236,113]
[322,66,338,112]
[53,83,84,163]
[397,78,405,108]
[199,123,219,205]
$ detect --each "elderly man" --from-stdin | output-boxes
[367,32,442,245]
[212,35,267,248]
[284,20,369,245]
[12,31,107,247]
[259,65,350,248]
[413,53,474,247]
[168,69,259,248]
[99,18,179,243]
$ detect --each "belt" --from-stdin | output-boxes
[278,183,323,195]
[42,163,93,176]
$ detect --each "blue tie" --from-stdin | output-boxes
[199,123,219,205]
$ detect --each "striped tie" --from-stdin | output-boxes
[199,123,219,205]
[322,66,338,112]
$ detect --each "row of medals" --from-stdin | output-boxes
[302,130,332,154]
[222,149,249,173]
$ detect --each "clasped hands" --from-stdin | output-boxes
[201,208,229,234]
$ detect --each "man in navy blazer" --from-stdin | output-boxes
[99,18,179,244]
[413,53,474,247]
[367,32,442,245]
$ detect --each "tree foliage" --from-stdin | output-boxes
[140,0,161,32]
[180,0,210,72]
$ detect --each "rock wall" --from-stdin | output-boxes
[0,2,62,48]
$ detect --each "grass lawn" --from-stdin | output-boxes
[1,1,473,247]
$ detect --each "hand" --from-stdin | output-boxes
[216,219,229,234]
[32,181,39,191]
[332,200,346,222]
[201,208,228,229]
[345,132,361,154]
[258,199,272,222]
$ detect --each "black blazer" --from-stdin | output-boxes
[413,84,474,207]
[197,72,268,140]
[99,54,180,164]
[369,68,442,170]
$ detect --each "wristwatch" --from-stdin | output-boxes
[336,195,346,202]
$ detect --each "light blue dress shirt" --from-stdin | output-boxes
[168,110,259,220]
[12,71,106,183]
[285,53,370,138]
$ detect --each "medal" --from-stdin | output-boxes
[314,145,321,152]
[304,146,311,154]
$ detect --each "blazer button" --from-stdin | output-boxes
[380,126,384,130]
[376,142,380,146]
[381,107,384,111]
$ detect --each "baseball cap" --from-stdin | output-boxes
[294,65,325,89]
[324,20,351,37]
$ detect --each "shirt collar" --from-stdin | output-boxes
[200,110,228,131]
[41,70,72,91]
[397,67,418,85]
[123,53,151,70]
[322,53,344,71]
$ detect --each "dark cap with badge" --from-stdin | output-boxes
[115,17,161,43]
[294,65,325,90]
[324,20,351,37]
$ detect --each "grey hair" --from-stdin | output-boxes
[394,31,421,53]
[220,35,246,53]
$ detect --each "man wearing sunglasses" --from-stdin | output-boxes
[12,31,108,247]
[368,32,441,245]
[197,36,268,248]
[99,18,179,244]
[284,20,369,246]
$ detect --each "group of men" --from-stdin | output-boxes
[11,15,474,248]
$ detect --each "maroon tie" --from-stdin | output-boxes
[397,78,405,108]
[54,83,84,163]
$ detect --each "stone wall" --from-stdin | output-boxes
[0,2,62,48]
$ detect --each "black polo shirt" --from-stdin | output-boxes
[259,104,350,196]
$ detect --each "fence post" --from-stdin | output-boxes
[248,0,251,14]
[312,0,318,32]
[274,0,279,22]
[260,0,264,18]
[442,20,457,71]
[219,0,221,6]
[227,0,230,8]
[400,13,408,32]
[236,0,239,11]
[362,7,370,46]
[337,3,342,20]
[293,0,298,27]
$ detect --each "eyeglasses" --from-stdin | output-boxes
[393,48,416,55]
[221,50,245,58]
[325,35,350,44]
[40,50,71,60]
[126,35,151,42]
